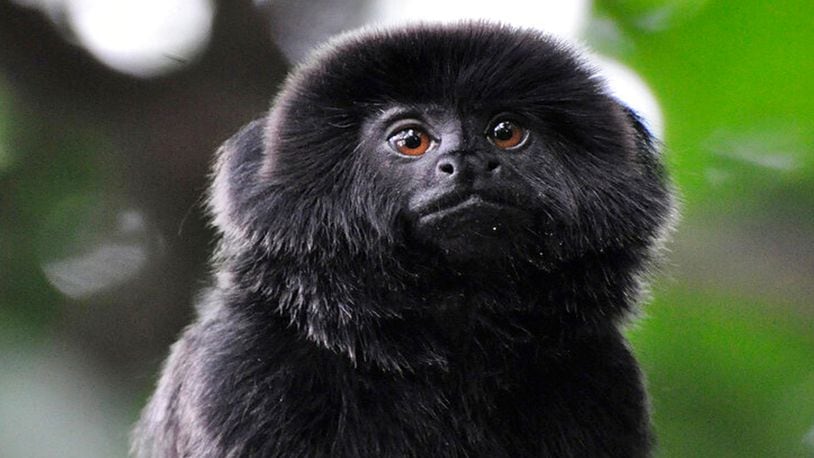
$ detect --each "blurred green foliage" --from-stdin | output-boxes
[1,103,110,340]
[594,0,814,213]
[593,0,814,456]
[631,289,814,457]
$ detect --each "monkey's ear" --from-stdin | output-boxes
[208,118,267,237]
[616,102,660,159]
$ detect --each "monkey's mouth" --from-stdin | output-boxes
[414,194,532,241]
[418,195,505,220]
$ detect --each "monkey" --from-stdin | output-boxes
[133,22,675,457]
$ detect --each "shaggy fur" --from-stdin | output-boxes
[134,22,675,457]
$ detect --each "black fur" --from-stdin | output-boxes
[134,22,675,457]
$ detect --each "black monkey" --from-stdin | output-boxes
[134,22,675,457]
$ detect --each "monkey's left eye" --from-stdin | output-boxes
[487,120,528,150]
[388,128,432,156]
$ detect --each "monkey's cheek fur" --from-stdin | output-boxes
[411,197,534,259]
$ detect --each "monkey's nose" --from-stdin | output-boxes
[437,161,455,175]
[436,154,501,179]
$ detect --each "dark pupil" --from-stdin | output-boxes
[401,130,422,149]
[494,122,515,141]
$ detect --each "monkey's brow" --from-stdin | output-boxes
[376,104,448,124]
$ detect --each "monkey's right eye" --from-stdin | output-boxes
[486,119,527,150]
[388,128,432,156]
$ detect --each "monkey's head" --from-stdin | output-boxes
[209,23,674,366]
[214,23,672,268]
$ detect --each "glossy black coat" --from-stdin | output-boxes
[134,22,674,457]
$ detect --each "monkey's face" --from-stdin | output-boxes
[355,98,668,266]
[360,107,540,260]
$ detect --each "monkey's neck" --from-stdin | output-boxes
[228,247,641,373]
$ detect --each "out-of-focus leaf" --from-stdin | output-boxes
[594,1,814,456]
[628,287,814,457]
[592,0,814,211]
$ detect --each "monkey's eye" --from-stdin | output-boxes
[388,127,432,156]
[487,120,528,150]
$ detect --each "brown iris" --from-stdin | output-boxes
[389,127,432,156]
[487,120,527,149]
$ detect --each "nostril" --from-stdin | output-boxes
[439,162,455,175]
[486,160,500,172]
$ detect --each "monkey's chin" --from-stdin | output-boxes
[412,196,533,261]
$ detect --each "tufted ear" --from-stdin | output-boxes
[615,102,661,160]
[208,118,267,239]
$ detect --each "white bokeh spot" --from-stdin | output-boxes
[593,56,665,139]
[66,0,214,77]
[370,0,590,40]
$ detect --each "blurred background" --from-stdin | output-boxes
[0,0,812,456]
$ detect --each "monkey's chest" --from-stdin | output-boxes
[201,325,649,457]
[272,368,539,457]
